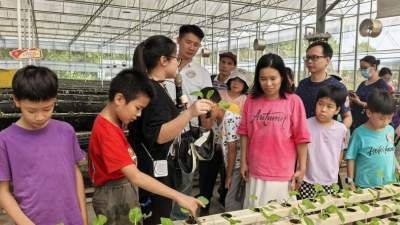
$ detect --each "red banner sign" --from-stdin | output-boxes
[9,48,42,60]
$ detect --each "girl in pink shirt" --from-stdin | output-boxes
[219,68,251,115]
[238,53,310,208]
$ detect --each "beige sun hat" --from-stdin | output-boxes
[226,68,252,88]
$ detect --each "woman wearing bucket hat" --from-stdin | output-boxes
[219,68,251,115]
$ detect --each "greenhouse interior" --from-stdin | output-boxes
[2,0,400,225]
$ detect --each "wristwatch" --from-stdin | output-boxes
[345,177,354,184]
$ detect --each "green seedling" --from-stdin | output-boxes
[180,196,209,224]
[160,217,175,225]
[249,194,258,201]
[56,223,64,225]
[289,200,315,225]
[324,205,345,223]
[303,216,315,225]
[382,204,396,217]
[206,90,214,99]
[367,188,381,207]
[289,191,299,198]
[312,183,327,204]
[369,218,380,225]
[197,196,210,206]
[358,203,370,223]
[343,187,354,210]
[301,199,317,210]
[190,90,231,110]
[332,183,341,197]
[354,187,364,194]
[129,207,143,225]
[180,196,209,214]
[218,100,231,110]
[92,214,107,225]
[190,91,204,98]
[259,208,281,224]
[221,213,241,225]
[190,90,214,100]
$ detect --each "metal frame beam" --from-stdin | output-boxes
[27,0,39,47]
[316,0,341,33]
[45,0,324,17]
[211,0,313,40]
[0,15,254,38]
[69,0,113,46]
[101,0,200,46]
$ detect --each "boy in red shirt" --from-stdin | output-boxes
[88,68,203,225]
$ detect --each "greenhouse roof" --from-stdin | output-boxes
[0,0,379,51]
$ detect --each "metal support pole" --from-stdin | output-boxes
[353,0,361,90]
[23,7,27,51]
[139,0,142,42]
[297,0,303,80]
[17,0,23,67]
[228,0,232,51]
[28,3,32,65]
[294,25,298,80]
[316,0,327,33]
[216,41,219,73]
[236,38,240,64]
[338,16,344,73]
[397,67,400,91]
[248,36,250,71]
[211,17,214,75]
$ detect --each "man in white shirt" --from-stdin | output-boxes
[169,24,213,220]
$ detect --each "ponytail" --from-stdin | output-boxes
[133,42,147,74]
[132,35,176,75]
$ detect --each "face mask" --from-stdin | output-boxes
[360,69,371,79]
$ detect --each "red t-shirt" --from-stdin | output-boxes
[88,115,136,186]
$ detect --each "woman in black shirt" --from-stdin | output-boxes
[129,35,212,225]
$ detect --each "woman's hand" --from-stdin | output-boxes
[188,99,213,118]
[290,169,305,190]
[349,93,363,106]
[240,160,249,182]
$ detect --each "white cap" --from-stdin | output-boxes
[226,68,252,88]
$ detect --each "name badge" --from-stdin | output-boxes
[153,160,168,177]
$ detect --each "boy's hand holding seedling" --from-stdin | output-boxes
[176,193,205,217]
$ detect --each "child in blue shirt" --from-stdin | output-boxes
[346,90,399,189]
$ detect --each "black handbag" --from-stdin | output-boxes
[173,124,215,174]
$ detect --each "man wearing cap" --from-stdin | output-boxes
[212,52,237,90]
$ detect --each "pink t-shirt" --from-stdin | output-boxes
[237,93,310,181]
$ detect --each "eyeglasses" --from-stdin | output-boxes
[169,56,182,65]
[303,55,326,62]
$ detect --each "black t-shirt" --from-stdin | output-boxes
[128,79,179,180]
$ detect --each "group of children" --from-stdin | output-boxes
[0,52,399,225]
